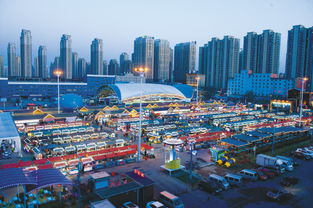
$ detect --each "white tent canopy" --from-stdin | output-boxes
[0,112,21,156]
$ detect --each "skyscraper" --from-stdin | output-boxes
[7,43,18,77]
[243,32,258,71]
[108,59,119,75]
[120,52,131,75]
[38,46,48,78]
[239,49,244,71]
[174,41,196,83]
[90,38,103,75]
[199,36,240,90]
[133,36,154,80]
[78,58,87,79]
[103,60,108,75]
[169,48,173,82]
[60,34,72,79]
[0,56,4,77]
[243,30,281,74]
[33,56,39,77]
[20,29,32,78]
[50,56,60,78]
[154,39,172,82]
[258,30,281,74]
[72,52,78,79]
[16,56,21,78]
[285,25,313,81]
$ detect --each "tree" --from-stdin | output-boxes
[244,91,254,102]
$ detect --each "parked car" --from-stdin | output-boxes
[208,174,230,190]
[292,151,311,160]
[255,169,268,181]
[146,201,167,208]
[265,166,285,175]
[159,191,184,208]
[224,173,243,187]
[266,189,292,201]
[122,201,140,208]
[295,148,313,159]
[198,180,222,195]
[257,167,276,178]
[238,169,258,181]
[280,176,299,187]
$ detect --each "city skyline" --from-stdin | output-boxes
[0,0,312,72]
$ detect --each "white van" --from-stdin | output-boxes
[115,139,126,147]
[208,174,230,190]
[159,191,184,208]
[224,173,243,187]
[239,169,258,181]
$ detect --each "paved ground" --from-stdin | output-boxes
[2,141,313,208]
[80,144,313,208]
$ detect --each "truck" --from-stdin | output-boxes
[256,154,285,174]
[275,155,294,171]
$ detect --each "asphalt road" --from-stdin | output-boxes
[80,144,313,208]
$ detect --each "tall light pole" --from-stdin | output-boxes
[299,77,308,124]
[54,69,63,114]
[195,76,200,106]
[134,67,148,162]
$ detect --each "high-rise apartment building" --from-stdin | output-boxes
[239,49,244,71]
[154,39,172,82]
[199,36,240,90]
[243,32,258,72]
[60,34,72,79]
[103,60,108,75]
[72,52,78,79]
[78,58,87,79]
[90,38,103,75]
[7,43,18,77]
[20,29,32,78]
[50,57,60,78]
[120,52,131,75]
[285,25,313,90]
[38,46,48,78]
[108,59,119,75]
[243,30,281,74]
[174,41,196,83]
[133,36,154,80]
[0,56,4,77]
[16,56,21,78]
[33,56,39,77]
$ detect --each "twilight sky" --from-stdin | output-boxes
[0,0,312,72]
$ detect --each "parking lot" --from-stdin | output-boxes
[178,147,313,208]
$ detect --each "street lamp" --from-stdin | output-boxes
[188,139,196,180]
[195,76,200,106]
[54,69,63,114]
[133,67,149,162]
[299,77,308,124]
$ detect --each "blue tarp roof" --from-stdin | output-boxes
[258,126,306,134]
[0,168,72,190]
[0,168,36,189]
[221,137,248,147]
[246,131,271,138]
[233,134,261,143]
[29,168,72,189]
[0,112,20,139]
